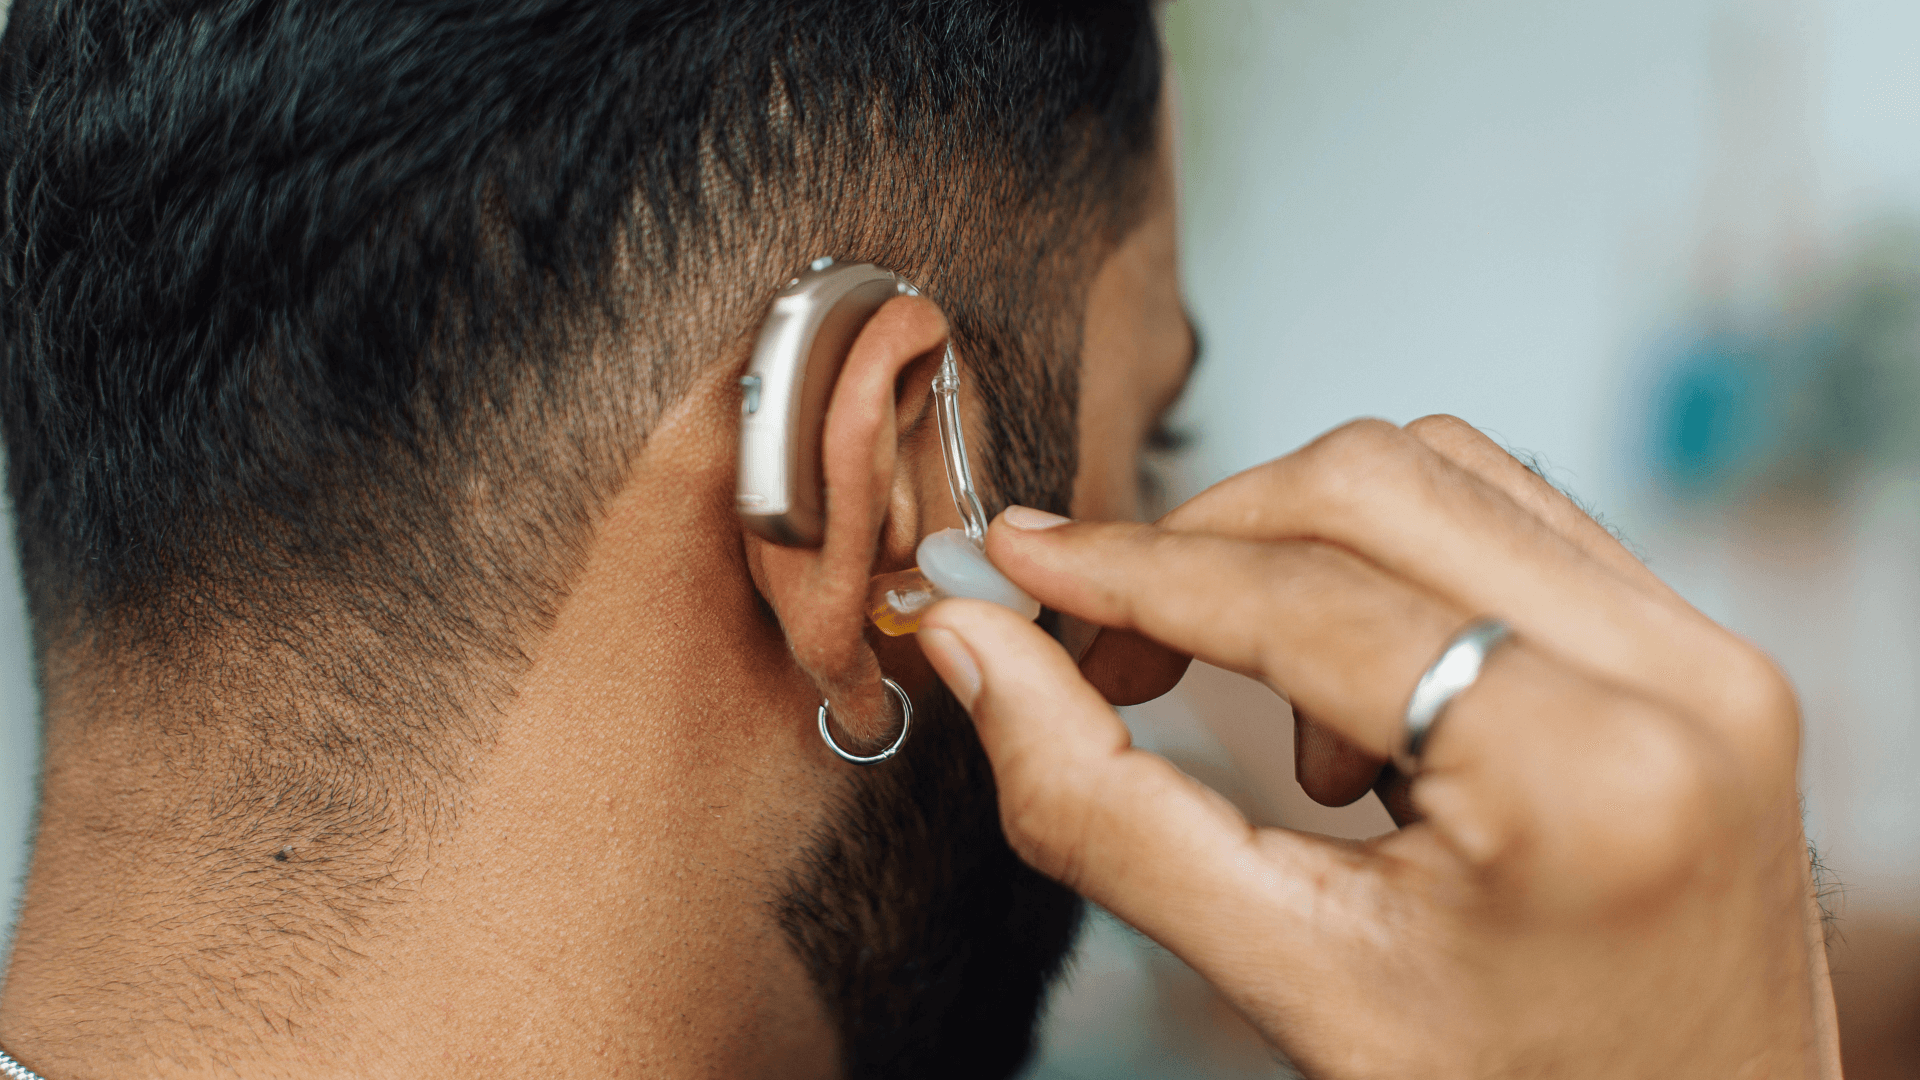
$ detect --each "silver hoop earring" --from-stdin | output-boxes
[818,677,913,765]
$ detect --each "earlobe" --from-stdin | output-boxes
[745,293,953,747]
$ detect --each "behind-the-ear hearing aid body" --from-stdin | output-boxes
[737,258,1039,633]
[738,258,912,546]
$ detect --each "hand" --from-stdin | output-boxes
[916,416,1840,1079]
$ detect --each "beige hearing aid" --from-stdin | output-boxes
[736,257,1040,634]
[735,258,912,546]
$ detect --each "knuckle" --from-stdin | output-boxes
[1403,412,1480,446]
[1304,417,1405,468]
[1572,697,1737,901]
[1000,812,1062,880]
[996,758,1096,890]
[1294,418,1412,510]
[1711,642,1802,760]
[1065,521,1167,626]
[1116,525,1200,626]
[999,791,1075,884]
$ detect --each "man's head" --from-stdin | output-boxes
[0,1,1191,1076]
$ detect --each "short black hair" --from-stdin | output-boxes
[1,0,1159,1072]
[1,0,1157,714]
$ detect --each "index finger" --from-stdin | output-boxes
[986,517,1461,760]
[1401,414,1683,607]
[916,597,1384,1002]
[971,521,1705,884]
[1143,420,1773,748]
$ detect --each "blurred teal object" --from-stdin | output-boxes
[1647,227,1920,503]
[1653,327,1773,494]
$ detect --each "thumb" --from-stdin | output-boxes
[915,598,1351,965]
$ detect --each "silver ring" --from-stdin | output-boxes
[819,677,913,765]
[1395,618,1513,774]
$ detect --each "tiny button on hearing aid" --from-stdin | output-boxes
[865,345,1040,636]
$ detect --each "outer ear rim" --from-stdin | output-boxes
[739,263,914,548]
[743,293,955,746]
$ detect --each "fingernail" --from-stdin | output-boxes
[917,627,982,710]
[1003,505,1071,530]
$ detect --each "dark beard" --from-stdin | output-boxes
[776,237,1100,1077]
[775,666,1084,1080]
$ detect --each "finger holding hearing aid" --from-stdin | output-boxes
[917,416,1839,1080]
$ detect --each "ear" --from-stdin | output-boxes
[745,294,955,749]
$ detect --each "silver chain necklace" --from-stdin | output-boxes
[0,1046,49,1080]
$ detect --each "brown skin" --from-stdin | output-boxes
[0,129,1193,1080]
[2,64,1840,1076]
[918,412,1846,1077]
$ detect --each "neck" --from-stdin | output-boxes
[0,376,842,1079]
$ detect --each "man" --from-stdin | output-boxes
[0,0,1841,1077]
[0,1,1184,1076]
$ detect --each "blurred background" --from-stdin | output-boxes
[2,0,1917,1075]
[1024,0,1920,1076]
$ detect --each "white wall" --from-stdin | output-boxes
[0,502,31,973]
[0,0,29,981]
[1171,0,1711,517]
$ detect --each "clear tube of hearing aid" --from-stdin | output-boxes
[866,346,1041,636]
